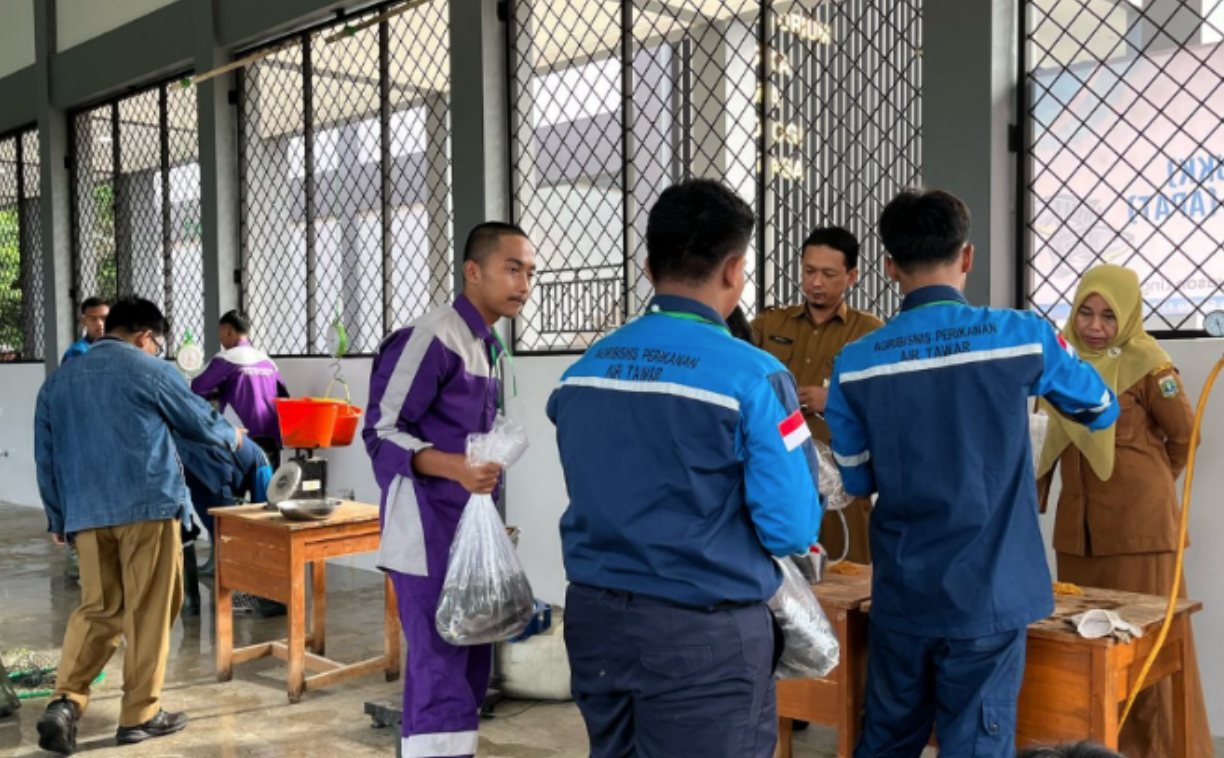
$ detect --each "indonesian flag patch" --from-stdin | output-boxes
[778,410,812,452]
[1057,333,1077,358]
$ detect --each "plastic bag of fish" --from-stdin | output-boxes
[768,556,840,679]
[435,418,535,646]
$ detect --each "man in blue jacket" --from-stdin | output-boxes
[34,297,242,755]
[549,179,823,758]
[824,189,1119,758]
[59,297,108,364]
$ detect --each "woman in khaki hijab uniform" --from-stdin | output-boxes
[1037,265,1212,758]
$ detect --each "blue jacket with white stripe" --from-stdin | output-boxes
[548,294,824,608]
[825,285,1119,638]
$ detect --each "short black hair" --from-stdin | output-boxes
[80,297,109,315]
[646,179,755,284]
[1015,743,1126,758]
[878,188,971,273]
[104,297,169,337]
[464,222,529,264]
[219,310,251,335]
[726,306,753,343]
[803,227,860,271]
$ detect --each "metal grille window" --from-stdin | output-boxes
[71,80,203,355]
[239,0,453,356]
[1022,0,1224,331]
[510,0,922,352]
[0,128,45,362]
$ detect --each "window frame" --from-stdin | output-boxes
[236,0,455,359]
[0,124,45,364]
[1016,0,1224,339]
[67,73,202,358]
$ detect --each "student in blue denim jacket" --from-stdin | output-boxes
[34,297,242,755]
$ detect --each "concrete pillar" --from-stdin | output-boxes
[34,0,74,372]
[194,0,241,356]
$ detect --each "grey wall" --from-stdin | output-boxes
[924,0,1018,307]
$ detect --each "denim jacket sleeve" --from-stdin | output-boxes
[157,365,239,451]
[34,384,64,534]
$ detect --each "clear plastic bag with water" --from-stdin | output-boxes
[435,493,536,645]
[435,416,535,646]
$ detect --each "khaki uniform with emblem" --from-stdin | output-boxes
[1036,265,1212,758]
[751,302,882,564]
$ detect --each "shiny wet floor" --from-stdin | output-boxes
[0,503,841,757]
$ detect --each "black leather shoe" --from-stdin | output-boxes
[115,709,188,744]
[37,697,78,755]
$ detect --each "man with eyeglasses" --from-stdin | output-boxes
[34,297,243,755]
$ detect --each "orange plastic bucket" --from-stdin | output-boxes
[276,398,339,449]
[330,404,363,447]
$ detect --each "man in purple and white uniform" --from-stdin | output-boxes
[192,310,288,466]
[364,222,535,758]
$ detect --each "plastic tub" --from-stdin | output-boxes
[276,398,340,449]
[330,404,363,447]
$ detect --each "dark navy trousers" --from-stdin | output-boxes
[855,623,1027,758]
[565,583,778,758]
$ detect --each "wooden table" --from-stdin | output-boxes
[211,502,401,703]
[776,569,873,758]
[1018,589,1200,754]
[776,568,1201,758]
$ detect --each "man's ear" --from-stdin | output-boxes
[463,258,481,287]
[884,257,901,283]
[723,252,747,289]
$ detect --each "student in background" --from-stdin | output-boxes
[60,298,109,364]
[192,310,288,467]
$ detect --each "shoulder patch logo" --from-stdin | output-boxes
[779,410,812,451]
[1159,375,1179,399]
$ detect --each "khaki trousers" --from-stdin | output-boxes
[53,519,182,727]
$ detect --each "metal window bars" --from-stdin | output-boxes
[70,78,203,357]
[0,127,45,363]
[509,0,922,352]
[238,0,453,356]
[1020,0,1224,332]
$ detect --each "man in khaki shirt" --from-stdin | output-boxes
[751,227,882,564]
